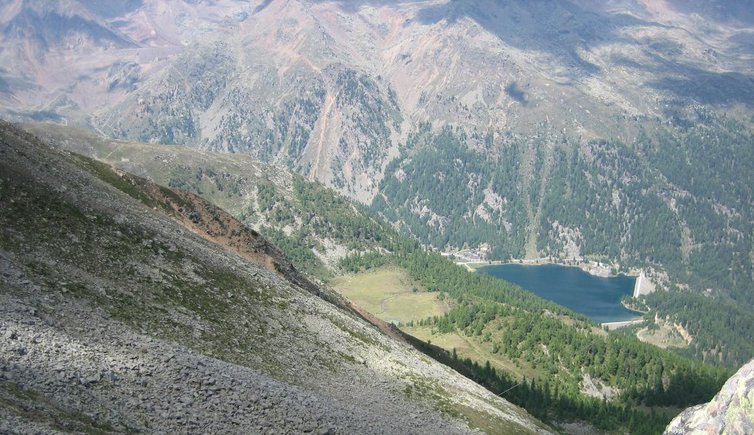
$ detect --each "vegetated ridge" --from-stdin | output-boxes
[23,122,399,280]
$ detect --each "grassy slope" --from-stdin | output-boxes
[332,266,451,324]
[636,321,690,350]
[403,325,541,381]
[336,267,591,390]
[334,265,552,380]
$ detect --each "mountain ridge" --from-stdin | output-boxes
[2,1,754,430]
[3,0,753,199]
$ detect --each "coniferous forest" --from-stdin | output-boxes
[373,112,754,369]
[339,246,730,433]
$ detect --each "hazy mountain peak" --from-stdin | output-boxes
[0,0,136,49]
[1,0,753,199]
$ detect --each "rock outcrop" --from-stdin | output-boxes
[665,359,754,435]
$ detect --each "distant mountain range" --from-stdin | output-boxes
[2,0,753,197]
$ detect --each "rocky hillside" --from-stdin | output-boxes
[0,121,551,434]
[665,358,754,435]
[13,122,736,434]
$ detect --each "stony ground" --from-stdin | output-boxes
[0,282,461,434]
[0,122,551,434]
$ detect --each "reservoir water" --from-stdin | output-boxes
[478,264,638,323]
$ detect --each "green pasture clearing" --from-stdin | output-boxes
[402,324,540,381]
[333,266,451,324]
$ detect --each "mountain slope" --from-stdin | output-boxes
[3,0,754,374]
[0,121,551,434]
[373,113,754,367]
[6,122,736,434]
[2,1,752,303]
[22,122,401,278]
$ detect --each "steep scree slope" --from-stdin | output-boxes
[0,122,551,434]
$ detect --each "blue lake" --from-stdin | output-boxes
[478,264,639,323]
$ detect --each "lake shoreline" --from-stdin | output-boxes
[451,254,658,301]
[601,301,647,329]
[474,262,642,325]
[453,257,635,279]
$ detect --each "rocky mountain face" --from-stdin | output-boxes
[4,122,735,435]
[665,358,754,435]
[2,0,753,199]
[0,121,551,434]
